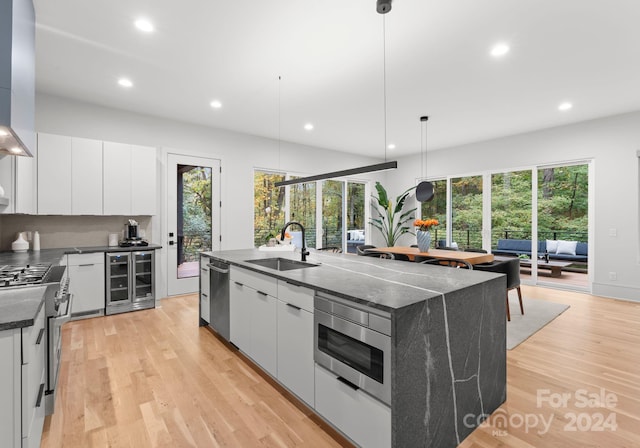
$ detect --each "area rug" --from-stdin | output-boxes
[507,297,570,350]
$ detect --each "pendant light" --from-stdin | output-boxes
[416,115,435,202]
[275,0,397,188]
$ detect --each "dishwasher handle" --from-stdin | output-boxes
[208,263,230,274]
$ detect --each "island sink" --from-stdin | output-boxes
[244,257,319,271]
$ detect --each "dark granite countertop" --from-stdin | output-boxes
[202,249,502,312]
[0,244,162,331]
[0,285,47,331]
[0,244,162,265]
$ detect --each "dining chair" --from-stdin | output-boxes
[317,246,342,253]
[419,258,472,269]
[356,245,377,256]
[360,250,395,260]
[473,258,523,321]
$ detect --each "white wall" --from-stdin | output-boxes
[35,93,383,298]
[386,111,640,301]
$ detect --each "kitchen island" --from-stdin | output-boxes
[202,249,507,448]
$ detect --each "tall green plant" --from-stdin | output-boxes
[370,182,417,246]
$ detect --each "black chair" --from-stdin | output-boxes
[473,258,523,321]
[360,250,395,260]
[420,258,472,269]
[464,248,488,253]
[356,245,377,256]
[317,246,342,253]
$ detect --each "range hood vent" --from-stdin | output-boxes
[0,0,36,157]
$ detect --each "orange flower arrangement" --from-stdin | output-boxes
[414,219,439,231]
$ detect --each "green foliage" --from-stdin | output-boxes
[370,182,417,246]
[181,167,213,261]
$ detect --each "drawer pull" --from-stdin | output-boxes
[36,328,45,345]
[79,263,95,267]
[234,281,244,287]
[36,383,45,408]
[257,291,268,297]
[337,376,359,391]
[286,303,301,311]
[202,293,208,297]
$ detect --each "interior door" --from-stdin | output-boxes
[167,154,221,296]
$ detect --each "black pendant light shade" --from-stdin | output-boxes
[416,115,434,202]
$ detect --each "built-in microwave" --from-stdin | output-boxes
[314,292,391,405]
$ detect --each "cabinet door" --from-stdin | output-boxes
[200,259,210,324]
[250,290,277,377]
[71,138,103,215]
[277,300,314,406]
[230,280,252,352]
[14,143,37,214]
[103,141,131,215]
[131,145,157,215]
[68,254,106,315]
[37,133,72,215]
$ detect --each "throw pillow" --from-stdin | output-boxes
[556,240,577,256]
[546,239,559,253]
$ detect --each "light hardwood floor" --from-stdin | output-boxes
[42,286,640,447]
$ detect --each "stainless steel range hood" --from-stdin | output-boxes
[0,0,36,157]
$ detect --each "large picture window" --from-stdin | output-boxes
[254,170,285,247]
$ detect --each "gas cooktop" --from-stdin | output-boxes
[0,263,52,288]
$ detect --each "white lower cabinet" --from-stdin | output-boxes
[67,253,105,317]
[277,281,315,407]
[0,304,46,448]
[315,364,391,448]
[229,267,277,377]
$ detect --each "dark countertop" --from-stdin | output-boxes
[0,244,162,265]
[202,249,502,312]
[0,244,162,331]
[0,285,47,331]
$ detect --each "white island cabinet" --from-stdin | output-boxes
[229,266,278,377]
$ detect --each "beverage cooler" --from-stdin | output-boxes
[106,251,155,315]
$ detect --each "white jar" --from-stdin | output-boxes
[12,233,29,252]
[32,231,40,251]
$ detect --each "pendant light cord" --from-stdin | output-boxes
[421,116,429,180]
[382,15,388,161]
[278,75,282,170]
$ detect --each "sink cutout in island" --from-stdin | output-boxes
[244,258,319,271]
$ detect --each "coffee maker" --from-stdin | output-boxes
[119,219,149,247]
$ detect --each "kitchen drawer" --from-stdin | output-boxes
[277,280,314,312]
[67,252,104,266]
[21,304,45,365]
[21,307,46,441]
[315,364,391,448]
[230,266,277,297]
[200,256,210,269]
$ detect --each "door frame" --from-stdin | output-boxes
[166,153,221,296]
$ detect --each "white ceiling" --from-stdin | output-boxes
[34,0,640,157]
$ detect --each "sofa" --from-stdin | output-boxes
[493,239,587,262]
[346,229,365,254]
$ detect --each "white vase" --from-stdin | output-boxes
[12,232,29,252]
[416,230,431,252]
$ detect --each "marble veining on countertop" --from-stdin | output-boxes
[202,249,503,311]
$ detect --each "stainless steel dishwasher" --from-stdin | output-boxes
[208,260,230,341]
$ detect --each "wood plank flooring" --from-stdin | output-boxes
[42,286,640,447]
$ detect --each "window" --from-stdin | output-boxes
[451,175,483,250]
[290,180,317,247]
[321,180,343,248]
[420,179,447,248]
[254,170,285,247]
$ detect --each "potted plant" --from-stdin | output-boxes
[414,218,439,252]
[370,182,417,246]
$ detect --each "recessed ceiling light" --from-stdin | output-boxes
[134,19,154,33]
[304,123,314,131]
[387,143,396,150]
[490,43,510,58]
[210,100,222,109]
[9,147,22,154]
[118,78,133,88]
[558,102,573,111]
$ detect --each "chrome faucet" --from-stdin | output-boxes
[281,221,309,262]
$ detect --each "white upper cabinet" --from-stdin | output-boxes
[103,142,156,216]
[131,145,157,216]
[103,141,132,215]
[71,138,102,215]
[37,133,72,215]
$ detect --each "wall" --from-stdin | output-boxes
[0,215,152,249]
[35,93,382,299]
[385,111,640,301]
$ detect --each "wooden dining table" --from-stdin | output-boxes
[371,247,495,265]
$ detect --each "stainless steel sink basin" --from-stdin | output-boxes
[244,257,319,271]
